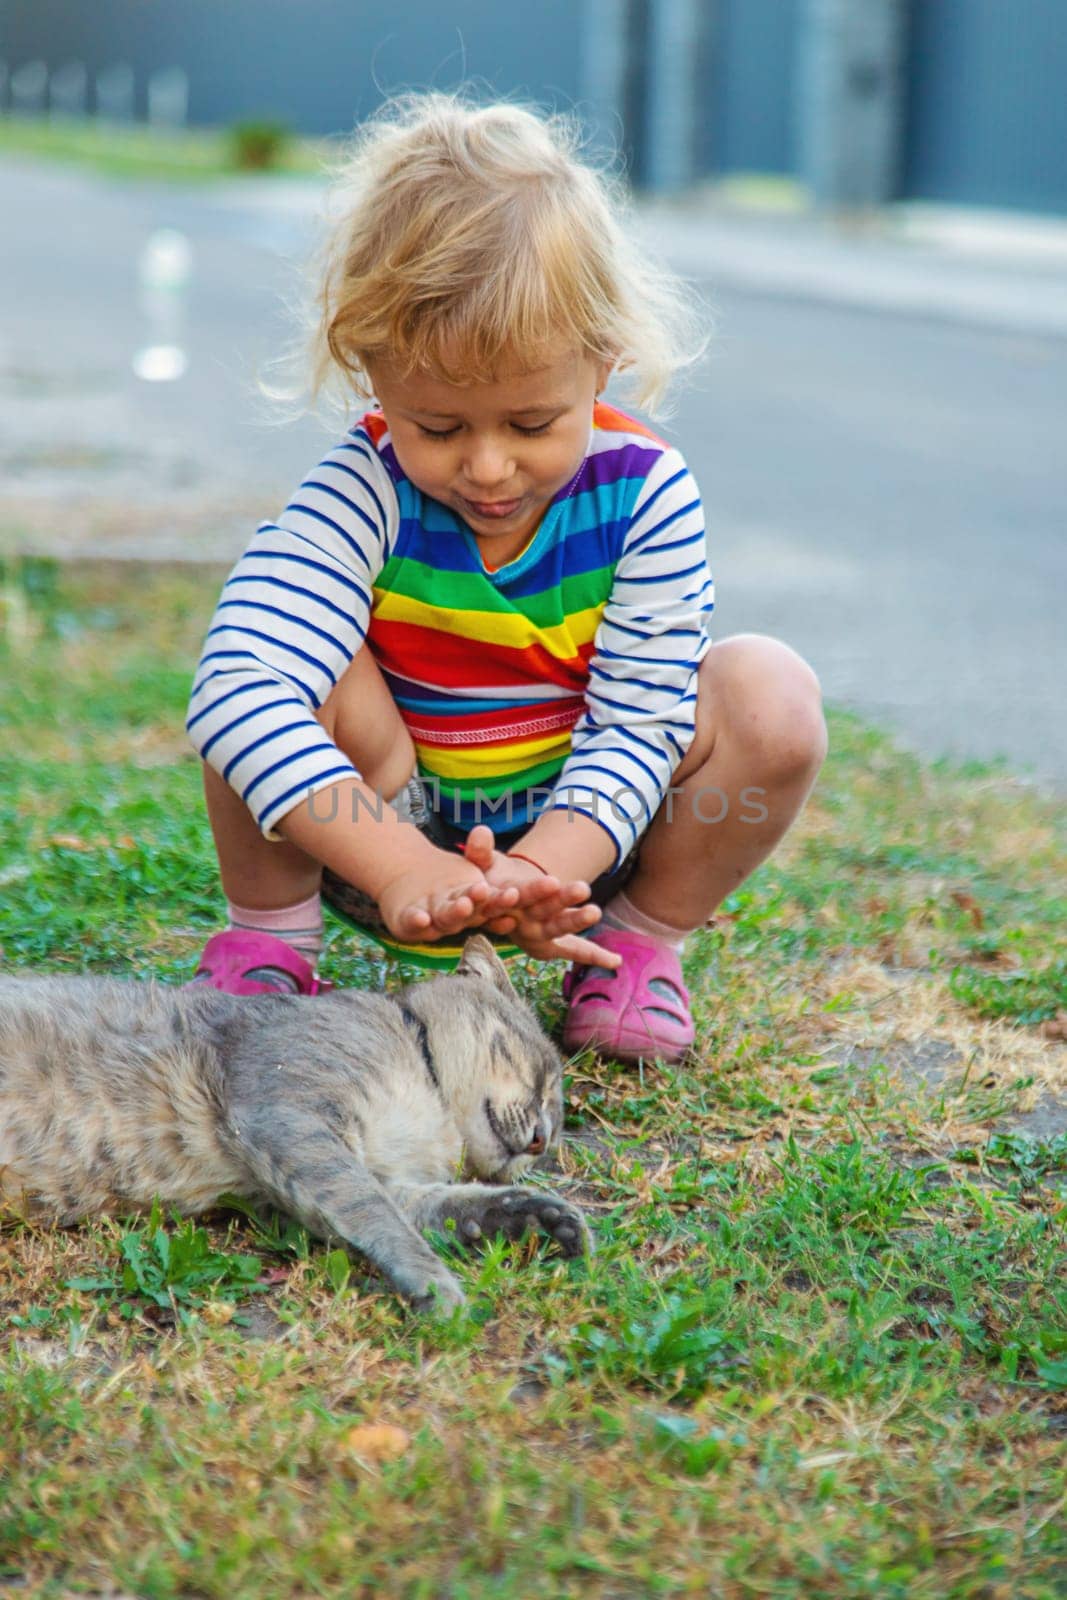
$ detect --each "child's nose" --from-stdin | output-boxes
[463,436,516,487]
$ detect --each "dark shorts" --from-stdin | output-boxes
[319,774,638,964]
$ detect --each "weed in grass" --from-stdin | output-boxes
[984,1129,1067,1178]
[953,1131,1067,1210]
[567,1279,740,1401]
[950,954,1067,1025]
[643,1410,747,1476]
[64,1202,266,1318]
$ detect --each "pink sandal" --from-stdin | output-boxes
[188,930,329,997]
[561,928,694,1065]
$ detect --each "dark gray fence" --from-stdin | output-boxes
[902,0,1067,215]
[0,0,583,134]
[700,0,802,179]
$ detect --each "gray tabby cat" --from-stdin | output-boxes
[0,936,589,1311]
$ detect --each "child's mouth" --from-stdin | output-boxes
[461,496,522,520]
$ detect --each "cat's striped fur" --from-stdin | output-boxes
[0,936,588,1311]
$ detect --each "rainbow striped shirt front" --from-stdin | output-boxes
[187,402,714,869]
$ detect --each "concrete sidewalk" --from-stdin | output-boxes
[634,192,1067,339]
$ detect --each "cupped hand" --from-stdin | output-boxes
[461,825,623,969]
[376,846,520,942]
[462,825,591,923]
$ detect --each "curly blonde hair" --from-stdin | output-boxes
[309,91,707,417]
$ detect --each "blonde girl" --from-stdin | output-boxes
[186,93,827,1063]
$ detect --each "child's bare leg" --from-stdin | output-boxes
[623,634,828,928]
[203,763,321,910]
[204,649,416,910]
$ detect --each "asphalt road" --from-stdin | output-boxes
[2,160,1064,790]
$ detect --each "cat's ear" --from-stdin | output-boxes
[455,934,515,996]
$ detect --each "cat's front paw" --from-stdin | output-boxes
[410,1267,467,1316]
[462,1187,591,1259]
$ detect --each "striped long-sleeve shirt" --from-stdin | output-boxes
[186,401,715,868]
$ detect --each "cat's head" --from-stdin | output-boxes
[415,936,566,1184]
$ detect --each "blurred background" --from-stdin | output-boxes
[1,0,1064,787]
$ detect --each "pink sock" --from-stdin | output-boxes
[599,888,692,952]
[226,892,323,965]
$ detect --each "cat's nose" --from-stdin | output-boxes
[526,1118,547,1156]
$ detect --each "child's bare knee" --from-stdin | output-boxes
[705,635,826,778]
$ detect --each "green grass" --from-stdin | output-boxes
[61,1201,269,1321]
[0,113,331,182]
[1,558,1065,1598]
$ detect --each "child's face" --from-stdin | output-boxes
[370,344,611,565]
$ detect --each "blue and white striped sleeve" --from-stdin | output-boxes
[550,447,714,864]
[185,433,398,838]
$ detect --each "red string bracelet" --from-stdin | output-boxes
[506,850,549,875]
[453,840,550,876]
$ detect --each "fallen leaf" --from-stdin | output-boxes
[1039,1011,1067,1042]
[950,889,985,929]
[49,833,91,851]
[201,1302,236,1327]
[342,1423,411,1466]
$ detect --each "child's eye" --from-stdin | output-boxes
[416,420,554,439]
